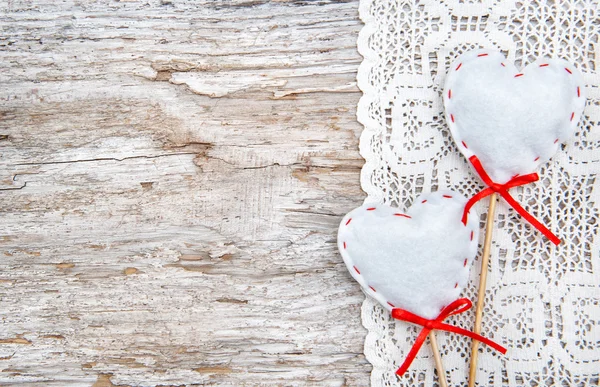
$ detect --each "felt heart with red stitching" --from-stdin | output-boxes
[338,191,479,320]
[444,49,586,184]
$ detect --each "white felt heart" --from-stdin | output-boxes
[338,191,479,320]
[444,49,586,184]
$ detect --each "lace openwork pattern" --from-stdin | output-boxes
[355,1,600,386]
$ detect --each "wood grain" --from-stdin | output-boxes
[428,332,448,387]
[468,193,498,387]
[0,1,369,385]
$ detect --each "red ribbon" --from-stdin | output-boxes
[462,155,561,245]
[392,298,506,376]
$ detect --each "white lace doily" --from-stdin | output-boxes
[355,1,600,386]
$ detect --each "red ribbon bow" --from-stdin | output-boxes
[392,298,507,376]
[462,155,561,245]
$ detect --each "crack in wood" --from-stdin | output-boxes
[12,153,198,167]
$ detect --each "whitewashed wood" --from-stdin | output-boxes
[0,1,370,385]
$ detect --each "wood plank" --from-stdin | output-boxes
[0,1,370,385]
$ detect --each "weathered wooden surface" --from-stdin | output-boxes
[0,1,369,385]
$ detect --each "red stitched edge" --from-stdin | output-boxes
[343,199,479,311]
[534,156,540,162]
[443,195,452,198]
[394,213,412,218]
[477,53,488,57]
[448,62,583,172]
[345,218,352,226]
[455,63,462,71]
[366,207,376,211]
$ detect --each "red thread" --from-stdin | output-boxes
[353,266,360,274]
[539,63,549,67]
[463,258,468,267]
[470,231,474,241]
[443,195,452,199]
[448,89,452,99]
[570,112,575,121]
[421,200,427,204]
[387,301,395,307]
[455,63,462,71]
[369,286,376,292]
[554,138,559,144]
[345,218,352,226]
[534,156,540,162]
[462,155,561,245]
[454,283,458,288]
[394,213,412,218]
[462,140,468,148]
[565,67,572,74]
[577,86,581,97]
[477,53,488,57]
[392,298,507,376]
[501,62,506,67]
[343,241,347,249]
[367,207,376,211]
[514,73,524,78]
[450,114,455,123]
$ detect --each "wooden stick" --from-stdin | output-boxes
[468,192,498,387]
[429,331,448,387]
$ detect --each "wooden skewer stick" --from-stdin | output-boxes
[429,331,448,387]
[468,192,498,387]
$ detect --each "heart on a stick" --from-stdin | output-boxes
[338,191,479,320]
[444,49,586,184]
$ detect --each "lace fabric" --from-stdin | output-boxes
[355,0,600,385]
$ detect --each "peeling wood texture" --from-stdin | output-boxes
[0,1,369,385]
